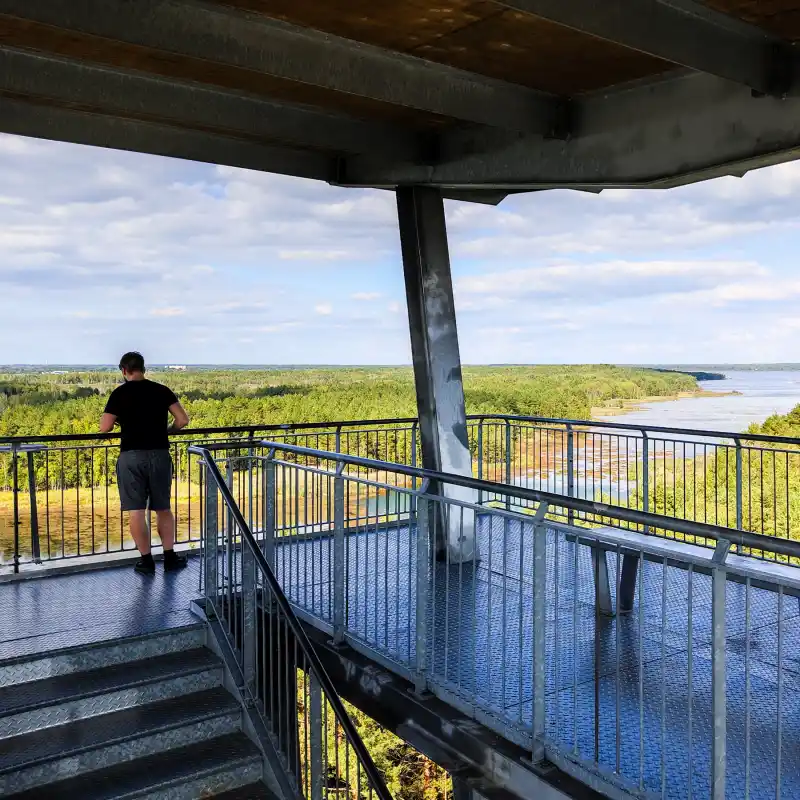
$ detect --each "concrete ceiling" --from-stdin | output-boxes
[1,0,800,203]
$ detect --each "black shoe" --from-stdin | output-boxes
[163,552,188,572]
[134,557,156,576]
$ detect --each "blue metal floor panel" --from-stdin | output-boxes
[275,516,800,800]
[0,559,201,661]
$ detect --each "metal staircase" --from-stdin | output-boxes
[0,625,273,798]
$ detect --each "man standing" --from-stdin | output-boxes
[100,352,190,575]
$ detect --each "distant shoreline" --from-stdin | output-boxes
[592,388,738,418]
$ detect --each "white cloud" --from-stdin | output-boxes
[457,259,763,306]
[3,131,800,364]
[151,307,185,317]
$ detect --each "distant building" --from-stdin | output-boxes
[166,365,187,371]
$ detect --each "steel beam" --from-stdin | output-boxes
[345,73,800,191]
[397,186,477,564]
[0,95,332,181]
[0,0,558,134]
[495,0,792,95]
[0,47,419,158]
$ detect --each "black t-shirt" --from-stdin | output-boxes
[104,379,179,452]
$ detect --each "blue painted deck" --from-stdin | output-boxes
[0,559,201,661]
[274,516,800,800]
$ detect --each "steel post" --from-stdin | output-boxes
[414,495,430,694]
[241,539,257,694]
[532,502,549,763]
[735,439,743,530]
[26,450,41,564]
[711,545,728,800]
[397,185,476,563]
[566,424,575,526]
[11,443,19,573]
[309,673,324,800]
[263,456,276,568]
[332,464,346,645]
[203,467,219,607]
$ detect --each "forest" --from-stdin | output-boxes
[0,364,697,438]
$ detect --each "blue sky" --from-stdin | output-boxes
[0,131,798,365]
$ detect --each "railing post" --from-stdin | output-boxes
[414,494,430,694]
[641,431,650,525]
[309,673,324,800]
[711,539,729,800]
[11,443,19,574]
[332,462,346,646]
[504,419,512,484]
[263,453,276,568]
[26,449,41,564]
[410,422,418,517]
[566,423,575,526]
[477,419,483,506]
[247,432,255,530]
[735,438,743,531]
[505,420,512,511]
[203,465,219,608]
[241,531,257,695]
[532,501,549,763]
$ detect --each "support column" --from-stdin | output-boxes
[397,186,477,564]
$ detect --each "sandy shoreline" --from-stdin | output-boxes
[590,388,737,419]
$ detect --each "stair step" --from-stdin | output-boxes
[10,732,262,799]
[0,626,206,687]
[0,648,222,739]
[0,687,241,795]
[211,783,278,799]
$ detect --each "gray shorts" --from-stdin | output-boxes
[116,450,173,512]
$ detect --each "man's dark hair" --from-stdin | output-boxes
[119,352,146,373]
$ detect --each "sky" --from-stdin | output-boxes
[1,132,799,366]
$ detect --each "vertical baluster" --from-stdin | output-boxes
[332,462,345,645]
[532,501,549,763]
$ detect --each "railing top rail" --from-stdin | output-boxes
[197,447,394,800]
[0,417,420,445]
[2,412,798,447]
[472,413,799,446]
[195,439,800,560]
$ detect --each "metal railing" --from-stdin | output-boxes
[195,446,394,800]
[2,413,800,571]
[199,439,800,800]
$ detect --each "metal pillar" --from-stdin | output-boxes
[397,185,477,564]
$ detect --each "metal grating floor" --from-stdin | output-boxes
[0,558,202,661]
[275,516,800,800]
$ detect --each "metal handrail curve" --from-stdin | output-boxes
[193,445,394,800]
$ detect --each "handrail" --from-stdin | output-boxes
[2,411,798,447]
[194,446,394,800]
[0,417,419,445]
[235,439,800,560]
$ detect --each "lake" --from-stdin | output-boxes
[595,370,800,433]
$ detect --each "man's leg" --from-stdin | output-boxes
[155,509,175,550]
[117,452,155,575]
[128,510,151,554]
[151,451,187,571]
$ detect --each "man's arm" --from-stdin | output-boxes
[167,401,190,434]
[99,412,117,434]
